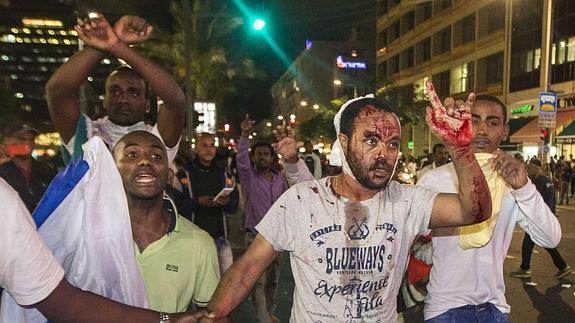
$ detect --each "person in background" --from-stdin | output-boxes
[236,115,288,323]
[45,14,184,165]
[301,140,322,179]
[418,143,450,179]
[181,132,239,274]
[0,121,56,212]
[558,160,572,205]
[509,160,571,279]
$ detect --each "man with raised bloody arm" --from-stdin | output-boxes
[417,92,561,322]
[193,82,492,322]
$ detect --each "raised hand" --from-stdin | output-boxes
[113,15,153,45]
[240,114,255,138]
[489,149,528,189]
[271,123,302,164]
[74,14,120,52]
[425,80,475,148]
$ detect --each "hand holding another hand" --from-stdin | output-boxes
[113,15,153,45]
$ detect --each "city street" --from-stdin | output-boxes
[227,203,575,322]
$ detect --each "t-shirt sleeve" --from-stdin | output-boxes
[151,124,180,166]
[408,184,439,234]
[255,186,300,252]
[192,235,221,307]
[0,181,65,305]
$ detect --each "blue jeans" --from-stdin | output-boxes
[425,303,509,323]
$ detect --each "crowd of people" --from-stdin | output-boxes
[0,13,570,323]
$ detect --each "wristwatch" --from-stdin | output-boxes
[159,312,171,323]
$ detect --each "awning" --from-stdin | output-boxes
[557,121,575,138]
[510,110,575,143]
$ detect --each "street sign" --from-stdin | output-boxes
[538,92,557,128]
[543,145,550,154]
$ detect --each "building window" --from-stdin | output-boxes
[400,47,414,70]
[450,62,475,93]
[434,0,451,14]
[454,14,476,47]
[388,55,399,76]
[377,61,388,83]
[415,37,431,64]
[415,2,432,24]
[377,29,388,49]
[432,70,450,97]
[388,20,400,43]
[401,11,415,35]
[433,26,451,55]
[387,0,400,10]
[486,52,504,84]
[478,2,505,38]
[414,76,430,96]
[378,0,388,16]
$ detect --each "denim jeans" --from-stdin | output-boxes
[425,303,509,323]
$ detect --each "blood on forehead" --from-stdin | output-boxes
[355,106,401,138]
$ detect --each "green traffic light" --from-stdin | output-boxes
[252,18,266,31]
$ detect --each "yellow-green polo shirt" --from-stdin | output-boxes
[135,214,220,312]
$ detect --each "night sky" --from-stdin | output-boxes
[5,0,375,127]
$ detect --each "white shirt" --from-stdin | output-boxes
[0,179,64,306]
[256,177,438,322]
[418,163,561,319]
[64,114,179,164]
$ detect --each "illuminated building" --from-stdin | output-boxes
[376,0,575,158]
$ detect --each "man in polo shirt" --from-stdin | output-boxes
[113,131,220,312]
[237,115,288,323]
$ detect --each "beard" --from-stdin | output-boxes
[346,145,396,190]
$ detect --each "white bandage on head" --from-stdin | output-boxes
[328,94,375,180]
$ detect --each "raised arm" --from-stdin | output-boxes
[111,15,185,148]
[424,81,492,228]
[272,124,314,185]
[200,235,278,321]
[45,27,107,143]
[236,115,256,180]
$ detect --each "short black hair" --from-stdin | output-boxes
[106,66,149,97]
[475,95,507,124]
[251,141,273,155]
[340,98,395,138]
[432,143,445,154]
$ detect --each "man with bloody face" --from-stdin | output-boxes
[192,82,493,322]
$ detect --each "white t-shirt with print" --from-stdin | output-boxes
[0,179,64,306]
[256,177,438,322]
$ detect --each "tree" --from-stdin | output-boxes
[375,83,427,125]
[139,0,264,129]
[297,104,337,142]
